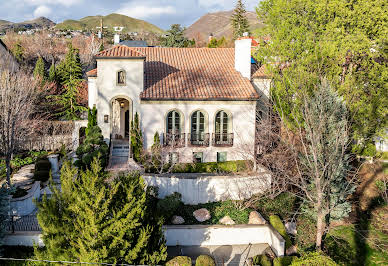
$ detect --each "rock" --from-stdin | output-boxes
[219,215,235,225]
[248,211,266,225]
[193,208,211,222]
[171,215,185,225]
[286,245,298,256]
[263,246,276,259]
[285,221,297,235]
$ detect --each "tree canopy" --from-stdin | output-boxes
[256,0,388,152]
[160,24,192,48]
[231,0,251,39]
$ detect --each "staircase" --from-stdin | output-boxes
[107,139,142,171]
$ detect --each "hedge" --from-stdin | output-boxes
[252,254,272,266]
[269,215,292,249]
[195,255,216,266]
[171,160,253,174]
[166,256,192,266]
[33,170,50,182]
[273,256,297,266]
[290,252,338,266]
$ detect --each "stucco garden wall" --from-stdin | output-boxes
[10,181,40,216]
[140,100,257,163]
[143,171,271,204]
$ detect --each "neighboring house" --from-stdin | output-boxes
[0,39,19,71]
[87,38,270,163]
[119,40,148,47]
[375,130,388,152]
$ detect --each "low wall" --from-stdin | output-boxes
[3,231,43,247]
[143,172,271,204]
[163,224,285,257]
[10,181,40,216]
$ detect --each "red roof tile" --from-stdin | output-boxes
[95,45,145,58]
[86,68,97,77]
[251,64,270,78]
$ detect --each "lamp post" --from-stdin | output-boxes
[11,209,17,233]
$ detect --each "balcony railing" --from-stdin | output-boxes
[212,133,234,147]
[188,133,210,147]
[163,133,186,147]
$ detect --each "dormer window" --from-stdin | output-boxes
[117,70,126,85]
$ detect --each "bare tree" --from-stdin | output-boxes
[0,54,39,186]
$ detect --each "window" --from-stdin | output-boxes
[217,152,227,162]
[191,110,205,141]
[193,152,203,163]
[117,70,125,85]
[169,152,179,164]
[215,111,229,141]
[167,110,181,134]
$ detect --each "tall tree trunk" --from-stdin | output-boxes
[5,154,11,187]
[316,209,324,250]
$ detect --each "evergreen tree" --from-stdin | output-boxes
[0,185,9,249]
[85,106,97,135]
[50,43,86,120]
[33,57,46,83]
[160,24,190,48]
[231,0,251,39]
[12,42,24,63]
[99,42,104,52]
[35,159,167,264]
[130,112,143,162]
[48,62,57,83]
[151,132,161,168]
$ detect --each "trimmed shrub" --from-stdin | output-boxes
[273,256,296,266]
[12,187,28,198]
[256,192,297,220]
[296,215,316,252]
[166,256,192,266]
[171,160,253,174]
[269,215,292,249]
[157,192,182,220]
[34,170,50,182]
[35,159,51,171]
[290,252,338,266]
[252,254,272,266]
[195,255,216,266]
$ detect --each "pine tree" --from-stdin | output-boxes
[48,62,57,83]
[130,112,143,162]
[35,158,167,264]
[50,43,86,120]
[231,0,251,39]
[151,132,161,168]
[12,42,24,63]
[0,184,9,248]
[33,57,46,84]
[85,106,97,135]
[160,24,190,48]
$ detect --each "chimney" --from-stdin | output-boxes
[114,34,120,45]
[235,37,252,79]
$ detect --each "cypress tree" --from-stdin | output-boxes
[130,112,143,162]
[35,159,167,264]
[231,0,251,39]
[12,41,24,63]
[33,57,46,79]
[48,62,57,83]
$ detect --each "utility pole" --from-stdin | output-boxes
[96,18,108,46]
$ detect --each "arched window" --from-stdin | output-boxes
[191,110,205,140]
[167,110,181,134]
[117,70,126,85]
[215,110,229,142]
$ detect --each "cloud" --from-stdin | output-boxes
[116,3,176,19]
[33,5,52,17]
[24,0,81,7]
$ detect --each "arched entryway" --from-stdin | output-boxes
[110,96,132,140]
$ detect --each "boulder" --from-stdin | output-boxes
[219,215,235,225]
[171,215,185,225]
[286,245,298,256]
[193,208,211,222]
[285,221,297,235]
[248,211,266,225]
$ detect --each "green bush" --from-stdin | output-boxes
[296,215,316,252]
[157,192,182,220]
[290,252,338,266]
[35,159,51,171]
[273,256,296,266]
[252,254,272,266]
[195,255,216,266]
[256,192,297,220]
[269,215,292,249]
[33,170,50,182]
[166,256,192,266]
[170,160,253,174]
[11,187,28,198]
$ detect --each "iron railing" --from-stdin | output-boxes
[212,133,234,147]
[188,133,210,146]
[163,133,186,147]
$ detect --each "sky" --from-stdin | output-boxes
[0,0,261,30]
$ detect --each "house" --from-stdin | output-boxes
[0,39,19,71]
[87,38,271,163]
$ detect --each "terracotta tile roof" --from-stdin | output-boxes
[137,47,260,100]
[251,64,270,78]
[237,36,259,46]
[86,68,97,77]
[95,45,145,58]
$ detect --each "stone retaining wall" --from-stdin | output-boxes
[10,181,40,216]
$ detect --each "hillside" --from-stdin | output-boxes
[185,11,264,40]
[56,13,164,34]
[0,17,55,32]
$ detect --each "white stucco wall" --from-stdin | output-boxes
[88,77,97,109]
[164,225,285,257]
[10,181,40,216]
[141,100,257,162]
[143,171,271,204]
[95,58,144,142]
[235,38,252,79]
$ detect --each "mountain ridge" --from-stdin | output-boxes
[0,17,55,32]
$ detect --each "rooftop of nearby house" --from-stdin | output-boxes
[87,45,268,101]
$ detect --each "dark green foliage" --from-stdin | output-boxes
[35,159,167,265]
[160,24,191,47]
[195,255,216,266]
[33,170,50,182]
[157,192,182,220]
[98,42,104,52]
[75,125,108,169]
[273,256,296,266]
[2,245,35,266]
[207,37,226,48]
[0,185,9,245]
[255,192,297,220]
[290,252,337,266]
[269,215,292,249]
[48,63,58,83]
[296,215,316,252]
[231,0,251,39]
[85,106,97,135]
[34,158,51,182]
[12,42,24,63]
[166,256,192,266]
[10,151,48,169]
[353,142,377,157]
[11,187,28,198]
[33,57,46,82]
[252,254,272,266]
[130,112,143,162]
[171,160,252,174]
[50,43,86,120]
